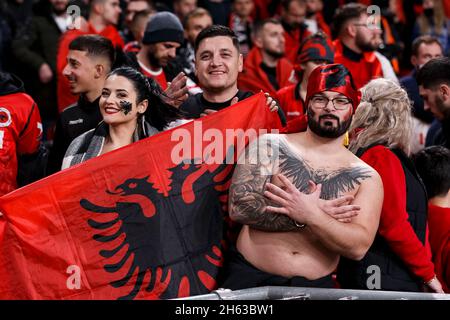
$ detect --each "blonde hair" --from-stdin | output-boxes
[349,78,413,155]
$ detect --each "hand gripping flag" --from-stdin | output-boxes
[0,93,282,300]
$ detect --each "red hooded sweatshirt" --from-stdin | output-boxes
[238,47,296,97]
[0,73,42,196]
[283,23,312,64]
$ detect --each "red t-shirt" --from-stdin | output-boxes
[138,61,168,91]
[0,93,42,196]
[427,204,450,293]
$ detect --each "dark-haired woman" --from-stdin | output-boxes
[62,67,184,169]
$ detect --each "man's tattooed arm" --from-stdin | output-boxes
[229,136,374,232]
[229,136,299,232]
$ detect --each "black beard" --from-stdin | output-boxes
[355,37,378,52]
[147,49,162,69]
[307,108,352,138]
[424,8,434,18]
[436,95,450,121]
[52,5,68,15]
[306,11,315,18]
[265,48,285,59]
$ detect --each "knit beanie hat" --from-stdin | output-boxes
[142,12,184,45]
[295,32,335,70]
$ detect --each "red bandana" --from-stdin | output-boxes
[305,64,360,112]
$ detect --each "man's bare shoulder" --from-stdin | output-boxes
[348,152,382,180]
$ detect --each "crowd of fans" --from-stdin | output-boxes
[0,0,449,296]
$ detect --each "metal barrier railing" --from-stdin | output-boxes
[175,286,450,300]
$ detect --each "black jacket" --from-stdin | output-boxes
[11,13,62,73]
[180,91,287,126]
[180,90,253,119]
[11,5,64,118]
[399,70,434,124]
[0,71,24,95]
[426,119,450,149]
[46,95,102,175]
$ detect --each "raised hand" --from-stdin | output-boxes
[264,92,279,112]
[162,72,189,108]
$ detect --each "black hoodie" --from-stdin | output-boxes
[0,71,24,96]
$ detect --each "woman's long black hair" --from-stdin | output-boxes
[106,66,183,131]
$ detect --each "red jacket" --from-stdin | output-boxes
[251,0,271,21]
[283,24,312,64]
[427,204,450,293]
[56,23,124,112]
[0,75,42,196]
[333,39,383,89]
[275,83,307,133]
[251,0,283,21]
[238,47,296,97]
[315,12,331,38]
[361,146,435,283]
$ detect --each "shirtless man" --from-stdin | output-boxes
[222,64,384,289]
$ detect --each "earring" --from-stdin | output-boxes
[141,114,147,136]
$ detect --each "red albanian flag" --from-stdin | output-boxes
[0,93,281,300]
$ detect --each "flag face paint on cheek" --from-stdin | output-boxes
[119,100,132,115]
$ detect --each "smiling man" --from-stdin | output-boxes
[222,64,383,290]
[179,25,253,118]
[47,35,115,175]
[417,57,450,149]
[56,0,124,112]
[179,25,282,122]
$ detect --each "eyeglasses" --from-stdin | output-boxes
[310,95,352,110]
